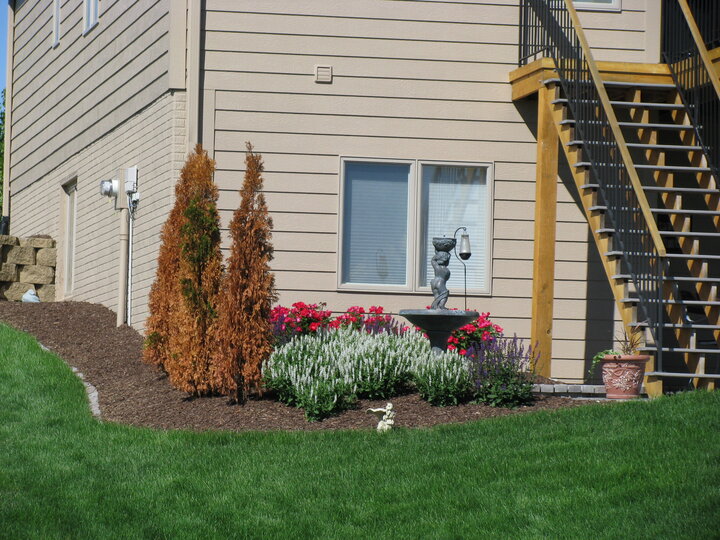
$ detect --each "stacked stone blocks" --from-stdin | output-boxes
[0,235,56,301]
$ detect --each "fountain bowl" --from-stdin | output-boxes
[432,237,456,252]
[399,309,479,354]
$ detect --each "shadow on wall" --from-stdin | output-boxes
[556,152,615,382]
[515,96,615,382]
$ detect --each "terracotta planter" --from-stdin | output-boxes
[600,355,649,399]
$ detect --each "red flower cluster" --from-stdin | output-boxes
[270,302,332,339]
[447,312,503,353]
[270,304,408,343]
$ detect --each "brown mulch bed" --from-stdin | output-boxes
[0,301,599,432]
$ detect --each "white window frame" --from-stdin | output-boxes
[337,157,494,296]
[83,0,99,35]
[51,0,60,48]
[573,0,621,12]
[337,157,416,293]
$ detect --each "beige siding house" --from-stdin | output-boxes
[4,0,664,382]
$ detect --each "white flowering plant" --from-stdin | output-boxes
[265,328,430,420]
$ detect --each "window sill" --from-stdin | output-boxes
[337,285,492,297]
[573,2,621,12]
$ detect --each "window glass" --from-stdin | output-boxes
[341,162,410,286]
[419,165,488,292]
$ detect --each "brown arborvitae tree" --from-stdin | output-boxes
[168,146,224,396]
[213,142,277,403]
[144,145,223,396]
[143,145,199,369]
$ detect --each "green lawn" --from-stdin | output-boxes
[1,322,718,539]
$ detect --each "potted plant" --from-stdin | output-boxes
[591,326,650,399]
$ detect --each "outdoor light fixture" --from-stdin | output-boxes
[453,226,472,309]
[99,179,119,198]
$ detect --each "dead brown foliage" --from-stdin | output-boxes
[213,143,277,403]
[143,146,198,368]
[144,145,223,396]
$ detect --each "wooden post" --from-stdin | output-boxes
[531,86,559,378]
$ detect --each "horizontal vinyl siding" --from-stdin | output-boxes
[578,0,649,63]
[196,0,651,382]
[10,93,186,328]
[9,0,171,195]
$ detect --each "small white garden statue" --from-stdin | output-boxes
[367,402,395,433]
[21,289,40,303]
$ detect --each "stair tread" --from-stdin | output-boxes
[659,230,720,237]
[581,184,718,195]
[610,101,685,110]
[559,120,692,130]
[626,143,704,151]
[551,98,683,110]
[643,186,719,194]
[620,122,693,130]
[603,80,677,89]
[646,371,720,378]
[568,140,703,151]
[663,276,720,282]
[573,162,710,172]
[542,78,676,90]
[637,322,720,329]
[651,208,720,215]
[639,298,720,305]
[640,347,720,354]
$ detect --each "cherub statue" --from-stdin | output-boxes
[367,402,396,432]
[430,251,451,310]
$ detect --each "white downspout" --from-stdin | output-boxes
[2,4,16,230]
[117,205,129,327]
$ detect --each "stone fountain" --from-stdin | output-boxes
[400,237,479,354]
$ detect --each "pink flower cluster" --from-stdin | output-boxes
[447,312,503,354]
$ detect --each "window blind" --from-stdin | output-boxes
[341,162,410,286]
[419,164,488,292]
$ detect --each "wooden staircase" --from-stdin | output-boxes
[546,78,720,392]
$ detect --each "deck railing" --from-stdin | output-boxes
[518,0,666,359]
[662,0,720,182]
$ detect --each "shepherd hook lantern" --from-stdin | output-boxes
[453,226,471,309]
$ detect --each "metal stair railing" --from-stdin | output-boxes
[519,0,667,362]
[662,0,720,182]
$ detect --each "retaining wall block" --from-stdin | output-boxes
[19,265,55,285]
[36,248,57,267]
[1,282,35,302]
[0,235,18,246]
[5,246,36,265]
[19,237,55,249]
[37,284,56,302]
[0,263,18,282]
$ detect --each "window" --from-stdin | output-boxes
[63,181,77,294]
[51,0,60,48]
[574,0,621,11]
[339,159,493,295]
[83,0,99,34]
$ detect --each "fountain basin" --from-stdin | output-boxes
[399,309,479,354]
